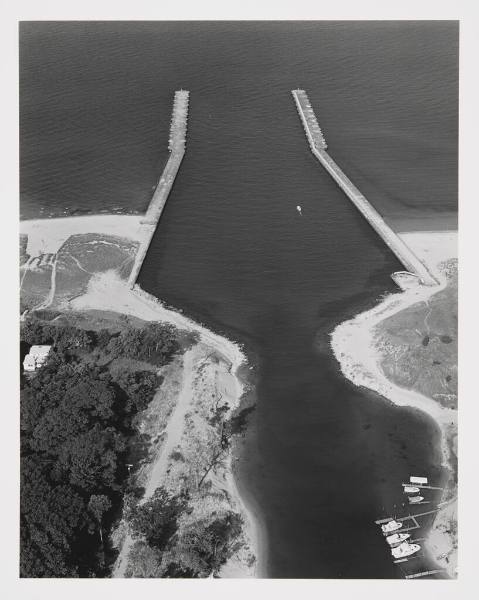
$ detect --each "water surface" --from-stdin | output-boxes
[20,21,458,577]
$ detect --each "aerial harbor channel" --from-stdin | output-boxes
[20,21,458,578]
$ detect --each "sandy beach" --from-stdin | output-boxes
[20,215,143,257]
[20,213,261,576]
[331,230,458,577]
[71,269,260,577]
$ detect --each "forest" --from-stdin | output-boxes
[20,313,181,577]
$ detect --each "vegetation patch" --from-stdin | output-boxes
[20,312,183,577]
[376,259,457,407]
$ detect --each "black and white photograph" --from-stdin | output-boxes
[4,1,476,596]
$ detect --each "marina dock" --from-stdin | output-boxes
[292,89,439,287]
[375,507,441,526]
[405,569,446,579]
[401,482,443,491]
[128,90,189,287]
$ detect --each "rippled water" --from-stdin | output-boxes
[20,21,458,577]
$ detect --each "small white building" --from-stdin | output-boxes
[23,345,51,372]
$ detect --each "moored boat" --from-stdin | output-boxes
[408,496,424,504]
[386,533,410,546]
[404,485,420,494]
[381,519,403,533]
[391,542,421,559]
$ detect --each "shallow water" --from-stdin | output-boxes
[20,21,458,577]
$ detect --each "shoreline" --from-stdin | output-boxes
[20,213,263,577]
[69,270,262,577]
[21,214,456,578]
[20,215,144,257]
[330,229,457,577]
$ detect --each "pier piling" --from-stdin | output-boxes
[292,89,439,287]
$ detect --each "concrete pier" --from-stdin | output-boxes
[292,89,439,287]
[292,89,327,151]
[128,90,189,287]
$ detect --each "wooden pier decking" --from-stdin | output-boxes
[375,507,440,525]
[128,90,189,287]
[291,89,327,151]
[291,89,439,287]
[402,482,444,491]
[405,569,446,579]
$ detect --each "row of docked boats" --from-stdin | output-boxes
[380,520,421,558]
[378,476,430,560]
[405,476,429,504]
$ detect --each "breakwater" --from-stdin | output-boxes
[128,90,189,287]
[292,89,439,287]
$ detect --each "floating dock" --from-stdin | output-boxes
[402,482,443,491]
[128,90,189,287]
[405,569,446,579]
[292,89,439,287]
[375,507,441,525]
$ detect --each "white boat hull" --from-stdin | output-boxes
[381,520,403,533]
[409,496,424,504]
[386,533,410,546]
[391,542,421,559]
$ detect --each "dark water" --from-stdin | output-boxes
[20,21,458,577]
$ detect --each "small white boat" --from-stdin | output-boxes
[386,533,410,546]
[408,496,424,504]
[410,476,428,485]
[381,519,403,533]
[296,205,302,215]
[404,485,420,494]
[391,542,421,559]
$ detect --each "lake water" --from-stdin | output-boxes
[20,21,458,577]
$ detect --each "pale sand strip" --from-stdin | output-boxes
[20,215,143,257]
[331,231,457,461]
[113,347,197,577]
[330,230,458,577]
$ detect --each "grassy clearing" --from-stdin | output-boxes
[376,259,457,409]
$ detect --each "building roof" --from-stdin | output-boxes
[29,345,51,357]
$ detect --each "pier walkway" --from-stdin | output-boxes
[292,90,438,287]
[128,90,189,287]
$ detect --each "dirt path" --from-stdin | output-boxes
[142,348,196,499]
[34,256,58,311]
[112,346,197,577]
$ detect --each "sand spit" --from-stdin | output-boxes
[21,214,259,575]
[20,215,143,257]
[71,270,259,577]
[71,270,245,372]
[331,230,458,577]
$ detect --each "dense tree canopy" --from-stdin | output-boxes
[21,319,94,351]
[114,370,160,412]
[20,456,85,577]
[20,316,178,577]
[106,323,179,365]
[168,513,243,577]
[128,487,186,550]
